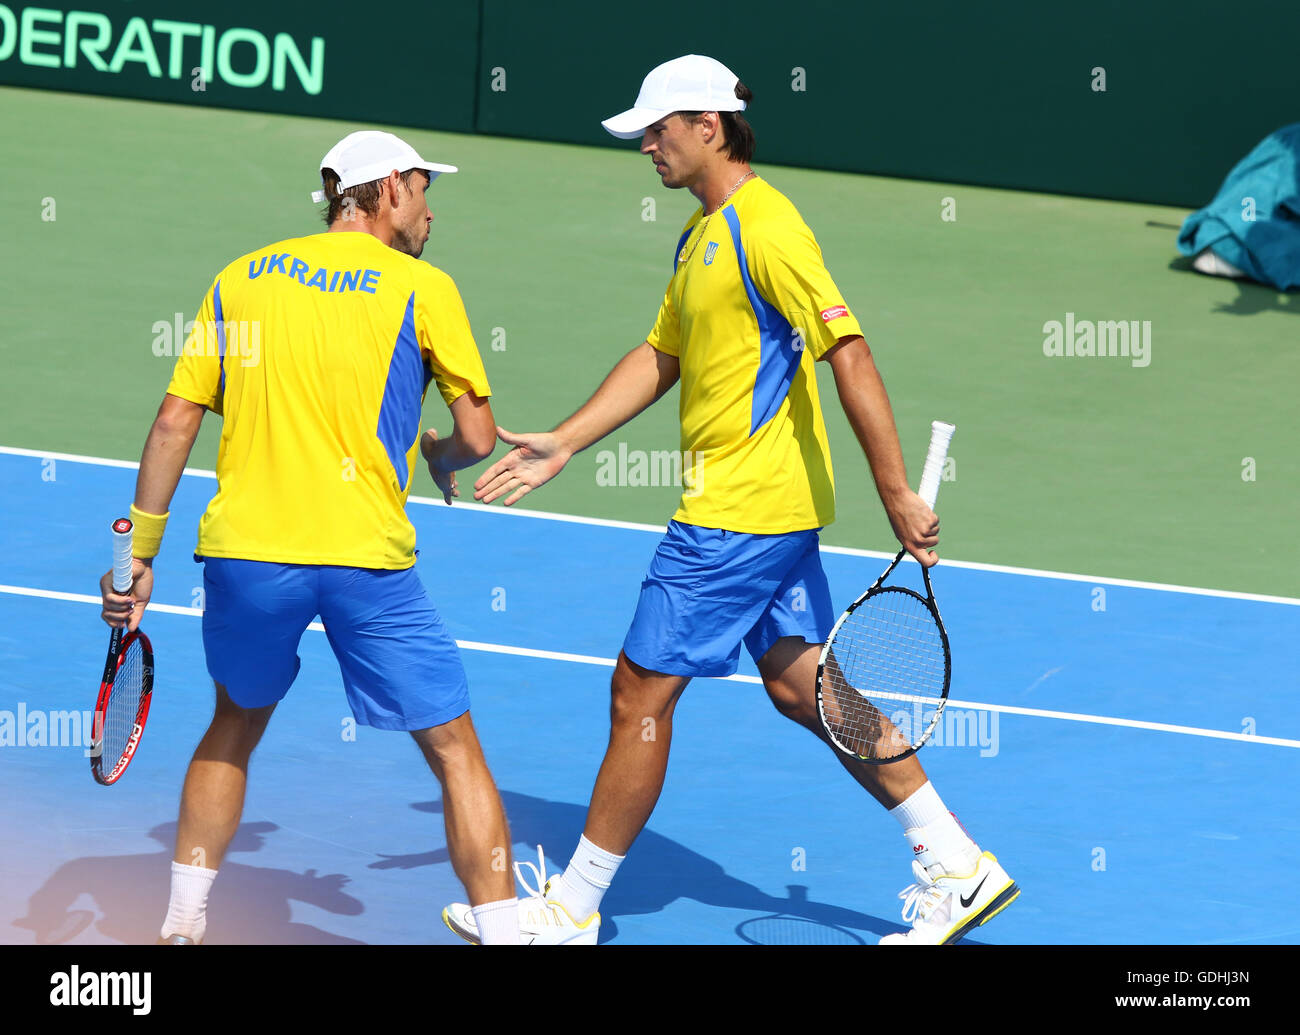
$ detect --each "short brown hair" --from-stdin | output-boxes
[681,80,756,163]
[319,167,423,226]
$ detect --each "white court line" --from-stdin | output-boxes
[4,582,1297,750]
[3,445,1297,606]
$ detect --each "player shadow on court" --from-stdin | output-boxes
[1167,255,1299,315]
[391,792,958,944]
[14,821,366,945]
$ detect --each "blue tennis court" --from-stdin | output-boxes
[2,448,1297,945]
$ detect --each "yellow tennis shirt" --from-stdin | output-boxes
[167,231,491,569]
[646,177,862,533]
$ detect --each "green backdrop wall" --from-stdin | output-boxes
[0,1,481,130]
[3,0,1296,206]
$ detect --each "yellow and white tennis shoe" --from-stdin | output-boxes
[879,851,1019,945]
[442,845,601,946]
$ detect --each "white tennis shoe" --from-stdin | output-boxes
[879,851,1019,945]
[442,845,601,946]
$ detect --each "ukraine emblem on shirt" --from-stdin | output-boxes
[703,241,719,265]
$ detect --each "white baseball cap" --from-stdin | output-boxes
[311,130,457,203]
[601,54,746,140]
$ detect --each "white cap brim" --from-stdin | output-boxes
[311,161,458,203]
[602,55,748,140]
[601,107,673,140]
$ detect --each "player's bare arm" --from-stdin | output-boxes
[473,341,679,506]
[421,390,496,504]
[99,392,206,632]
[823,335,940,566]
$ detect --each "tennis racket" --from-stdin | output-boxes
[91,518,154,786]
[816,420,955,764]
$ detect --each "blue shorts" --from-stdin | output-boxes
[201,559,470,731]
[622,521,837,678]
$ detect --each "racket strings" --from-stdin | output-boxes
[822,590,946,759]
[101,639,147,766]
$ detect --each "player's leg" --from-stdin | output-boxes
[539,653,689,928]
[748,539,1019,945]
[757,636,1018,943]
[160,683,275,944]
[746,541,949,807]
[543,523,809,934]
[757,638,970,882]
[444,653,689,945]
[580,652,690,855]
[758,636,927,805]
[173,683,277,870]
[161,559,316,944]
[319,564,520,945]
[410,712,515,911]
[447,521,800,944]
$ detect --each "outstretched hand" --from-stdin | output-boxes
[421,428,459,505]
[886,490,941,568]
[473,427,571,505]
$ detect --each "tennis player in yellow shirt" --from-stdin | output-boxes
[99,131,523,945]
[442,56,1018,946]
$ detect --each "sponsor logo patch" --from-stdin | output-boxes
[821,305,849,323]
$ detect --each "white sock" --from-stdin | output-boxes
[889,781,981,878]
[161,860,218,942]
[550,834,624,921]
[471,897,520,945]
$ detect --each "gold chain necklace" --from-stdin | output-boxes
[677,170,756,266]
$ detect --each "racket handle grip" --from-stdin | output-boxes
[917,420,956,509]
[111,518,134,593]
